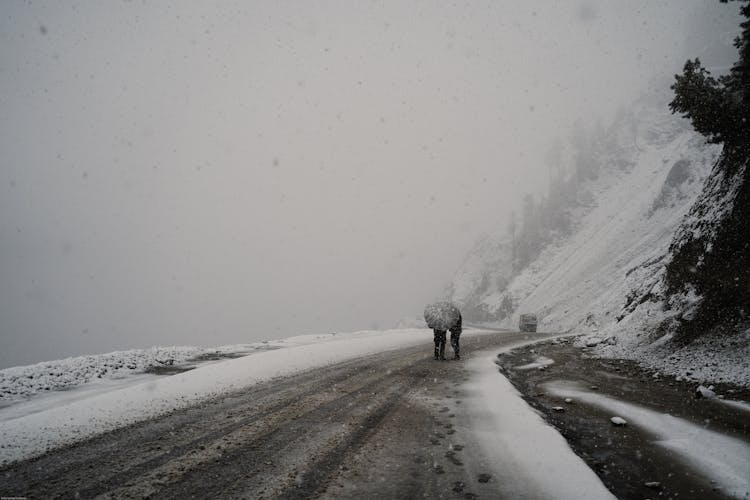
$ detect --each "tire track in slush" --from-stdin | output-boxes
[104,358,419,498]
[84,359,393,498]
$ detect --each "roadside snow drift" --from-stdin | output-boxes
[0,345,258,401]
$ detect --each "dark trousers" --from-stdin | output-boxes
[433,330,446,359]
[450,330,460,357]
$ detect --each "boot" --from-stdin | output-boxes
[434,346,440,360]
[439,342,446,361]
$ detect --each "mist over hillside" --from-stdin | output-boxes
[449,2,750,384]
[449,87,721,330]
[448,85,750,383]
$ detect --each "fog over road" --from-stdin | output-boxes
[1,332,560,499]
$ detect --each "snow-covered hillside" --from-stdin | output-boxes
[503,102,718,332]
[449,94,750,385]
[447,233,513,322]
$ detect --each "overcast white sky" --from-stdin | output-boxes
[0,1,740,366]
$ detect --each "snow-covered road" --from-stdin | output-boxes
[0,329,616,499]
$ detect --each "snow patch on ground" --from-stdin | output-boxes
[463,340,615,500]
[593,321,750,386]
[716,398,750,414]
[545,380,750,499]
[0,373,162,423]
[514,355,555,371]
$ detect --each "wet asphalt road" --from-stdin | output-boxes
[499,337,750,500]
[0,331,552,499]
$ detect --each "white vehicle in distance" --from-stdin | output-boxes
[519,314,538,333]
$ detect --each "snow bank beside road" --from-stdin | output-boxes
[0,329,435,465]
[463,345,615,500]
[0,344,269,402]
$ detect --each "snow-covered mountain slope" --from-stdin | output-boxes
[447,233,513,322]
[450,97,750,385]
[504,105,719,332]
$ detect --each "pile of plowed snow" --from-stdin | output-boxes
[0,343,268,402]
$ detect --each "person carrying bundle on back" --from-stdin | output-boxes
[424,301,463,360]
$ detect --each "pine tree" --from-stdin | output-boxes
[670,1,750,153]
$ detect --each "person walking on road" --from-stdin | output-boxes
[432,328,447,360]
[449,312,462,360]
[424,302,463,360]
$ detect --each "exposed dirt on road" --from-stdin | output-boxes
[0,331,552,499]
[497,336,750,500]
